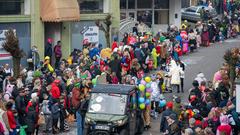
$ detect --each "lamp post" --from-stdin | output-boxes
[235,78,240,113]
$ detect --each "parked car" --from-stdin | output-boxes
[84,84,144,135]
[181,6,218,22]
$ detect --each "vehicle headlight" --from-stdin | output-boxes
[85,118,91,124]
[113,119,127,126]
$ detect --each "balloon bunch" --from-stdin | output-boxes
[138,76,153,110]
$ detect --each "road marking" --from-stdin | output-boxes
[182,56,204,65]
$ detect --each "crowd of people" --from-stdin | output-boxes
[0,2,239,135]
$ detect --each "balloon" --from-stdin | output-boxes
[145,76,151,83]
[139,97,145,103]
[145,99,150,105]
[146,88,152,93]
[139,103,145,110]
[145,92,151,98]
[92,78,97,85]
[146,83,151,88]
[140,80,146,85]
[138,84,145,92]
[159,100,166,107]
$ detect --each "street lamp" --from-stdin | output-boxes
[235,78,240,113]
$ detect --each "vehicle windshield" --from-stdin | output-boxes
[88,93,127,115]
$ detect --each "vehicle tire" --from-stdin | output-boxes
[119,129,128,135]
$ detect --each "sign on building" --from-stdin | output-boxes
[83,26,99,43]
[0,30,16,60]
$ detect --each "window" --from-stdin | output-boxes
[120,12,127,20]
[154,0,169,9]
[120,0,126,9]
[137,11,152,27]
[128,0,135,9]
[154,10,169,24]
[137,0,152,9]
[0,0,24,15]
[185,7,197,13]
[78,0,103,13]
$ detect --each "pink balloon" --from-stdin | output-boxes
[146,88,152,93]
[140,80,146,85]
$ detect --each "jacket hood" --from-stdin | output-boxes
[197,73,205,78]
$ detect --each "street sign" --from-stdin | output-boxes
[83,26,99,43]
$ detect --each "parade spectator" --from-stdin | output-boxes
[54,41,62,69]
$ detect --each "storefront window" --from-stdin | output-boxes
[128,0,135,9]
[78,0,103,13]
[120,0,127,9]
[137,11,152,27]
[154,0,169,9]
[0,0,23,15]
[137,0,152,9]
[120,12,127,20]
[154,10,169,24]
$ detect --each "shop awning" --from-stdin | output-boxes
[40,0,80,22]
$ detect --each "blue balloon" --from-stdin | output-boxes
[139,97,145,104]
[145,99,150,105]
[159,100,166,107]
[146,83,151,88]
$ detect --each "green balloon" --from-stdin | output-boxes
[92,78,97,85]
[146,92,151,98]
[139,103,145,110]
[138,84,145,92]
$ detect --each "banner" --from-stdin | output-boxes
[0,30,16,60]
[83,26,99,43]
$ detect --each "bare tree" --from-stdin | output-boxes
[95,15,112,48]
[2,29,25,78]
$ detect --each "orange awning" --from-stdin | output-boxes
[40,0,80,22]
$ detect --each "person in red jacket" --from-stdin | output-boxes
[111,38,118,51]
[51,79,61,99]
[6,102,16,135]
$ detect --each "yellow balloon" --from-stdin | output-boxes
[145,77,151,83]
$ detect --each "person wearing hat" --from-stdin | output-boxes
[160,101,177,133]
[163,113,181,135]
[42,56,54,73]
[50,79,61,99]
[44,38,53,61]
[189,80,202,106]
[15,87,27,126]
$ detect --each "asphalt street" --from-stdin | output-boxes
[143,38,240,135]
[46,37,240,135]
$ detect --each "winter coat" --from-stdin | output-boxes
[44,43,52,57]
[51,103,60,119]
[42,100,51,115]
[51,82,60,99]
[6,110,16,129]
[54,45,62,58]
[0,109,10,135]
[15,95,26,116]
[160,109,177,132]
[151,48,159,69]
[169,62,183,85]
[151,81,160,101]
[25,106,37,133]
[71,87,81,109]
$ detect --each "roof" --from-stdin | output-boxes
[40,0,80,22]
[91,84,137,95]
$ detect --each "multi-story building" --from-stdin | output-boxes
[0,0,182,64]
[0,0,120,64]
[120,0,181,33]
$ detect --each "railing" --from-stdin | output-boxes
[119,17,151,40]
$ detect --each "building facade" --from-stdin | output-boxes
[0,0,120,64]
[120,0,181,33]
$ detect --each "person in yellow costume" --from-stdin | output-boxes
[151,48,159,69]
[181,20,188,30]
[43,56,54,73]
